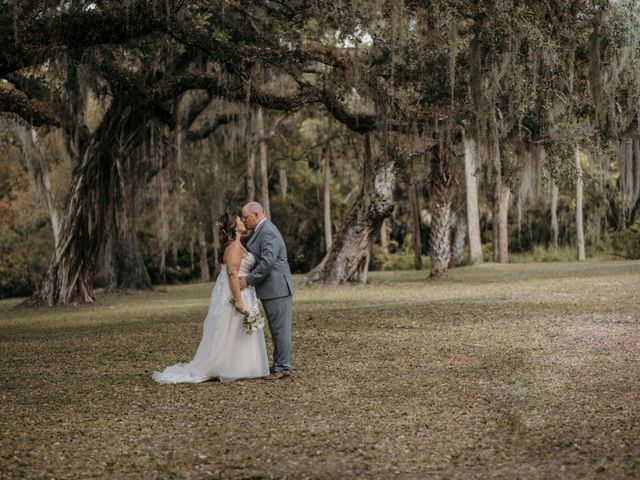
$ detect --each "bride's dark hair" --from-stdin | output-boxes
[217,211,239,264]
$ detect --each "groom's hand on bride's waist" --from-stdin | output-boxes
[239,277,248,290]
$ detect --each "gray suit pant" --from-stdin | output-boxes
[261,295,292,372]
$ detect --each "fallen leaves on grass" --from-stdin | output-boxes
[1,261,639,478]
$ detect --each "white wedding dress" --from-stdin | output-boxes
[152,252,269,383]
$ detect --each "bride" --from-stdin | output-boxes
[152,212,269,383]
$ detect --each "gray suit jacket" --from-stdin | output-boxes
[246,219,295,299]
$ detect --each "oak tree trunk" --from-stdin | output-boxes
[497,182,511,264]
[303,138,395,285]
[104,214,152,292]
[247,111,256,200]
[633,137,640,224]
[256,107,271,217]
[35,99,151,305]
[15,126,61,249]
[156,158,169,283]
[103,128,153,292]
[323,149,333,251]
[463,137,483,265]
[429,171,452,278]
[551,180,559,249]
[171,241,179,266]
[189,235,195,272]
[279,168,288,200]
[198,222,210,282]
[492,210,500,262]
[409,180,423,270]
[379,219,389,255]
[449,215,466,268]
[575,145,586,261]
[487,106,510,264]
[210,150,224,277]
[516,191,522,250]
[35,163,100,305]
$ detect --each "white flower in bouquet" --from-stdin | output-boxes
[242,307,265,334]
[229,298,265,334]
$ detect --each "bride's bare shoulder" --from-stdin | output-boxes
[225,241,241,252]
[223,241,242,262]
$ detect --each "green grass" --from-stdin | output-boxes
[1,260,639,479]
[508,245,616,263]
[374,244,616,272]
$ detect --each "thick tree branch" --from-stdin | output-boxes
[320,88,377,134]
[163,16,343,77]
[0,83,59,126]
[98,55,386,133]
[1,2,394,134]
[182,94,213,130]
[186,114,237,141]
[155,72,382,133]
[0,1,176,76]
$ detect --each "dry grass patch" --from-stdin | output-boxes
[1,260,639,479]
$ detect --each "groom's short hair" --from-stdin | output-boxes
[244,202,264,214]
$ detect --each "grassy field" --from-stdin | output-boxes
[1,261,639,479]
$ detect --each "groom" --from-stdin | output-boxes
[239,202,294,380]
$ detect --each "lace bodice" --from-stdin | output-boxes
[219,252,255,276]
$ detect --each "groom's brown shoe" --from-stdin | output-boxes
[263,371,291,380]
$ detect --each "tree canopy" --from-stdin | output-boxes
[1,0,640,302]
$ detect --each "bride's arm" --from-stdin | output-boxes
[224,243,245,313]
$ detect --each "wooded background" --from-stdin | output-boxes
[1,0,639,303]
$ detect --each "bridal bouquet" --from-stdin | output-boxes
[241,307,265,334]
[229,299,265,334]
